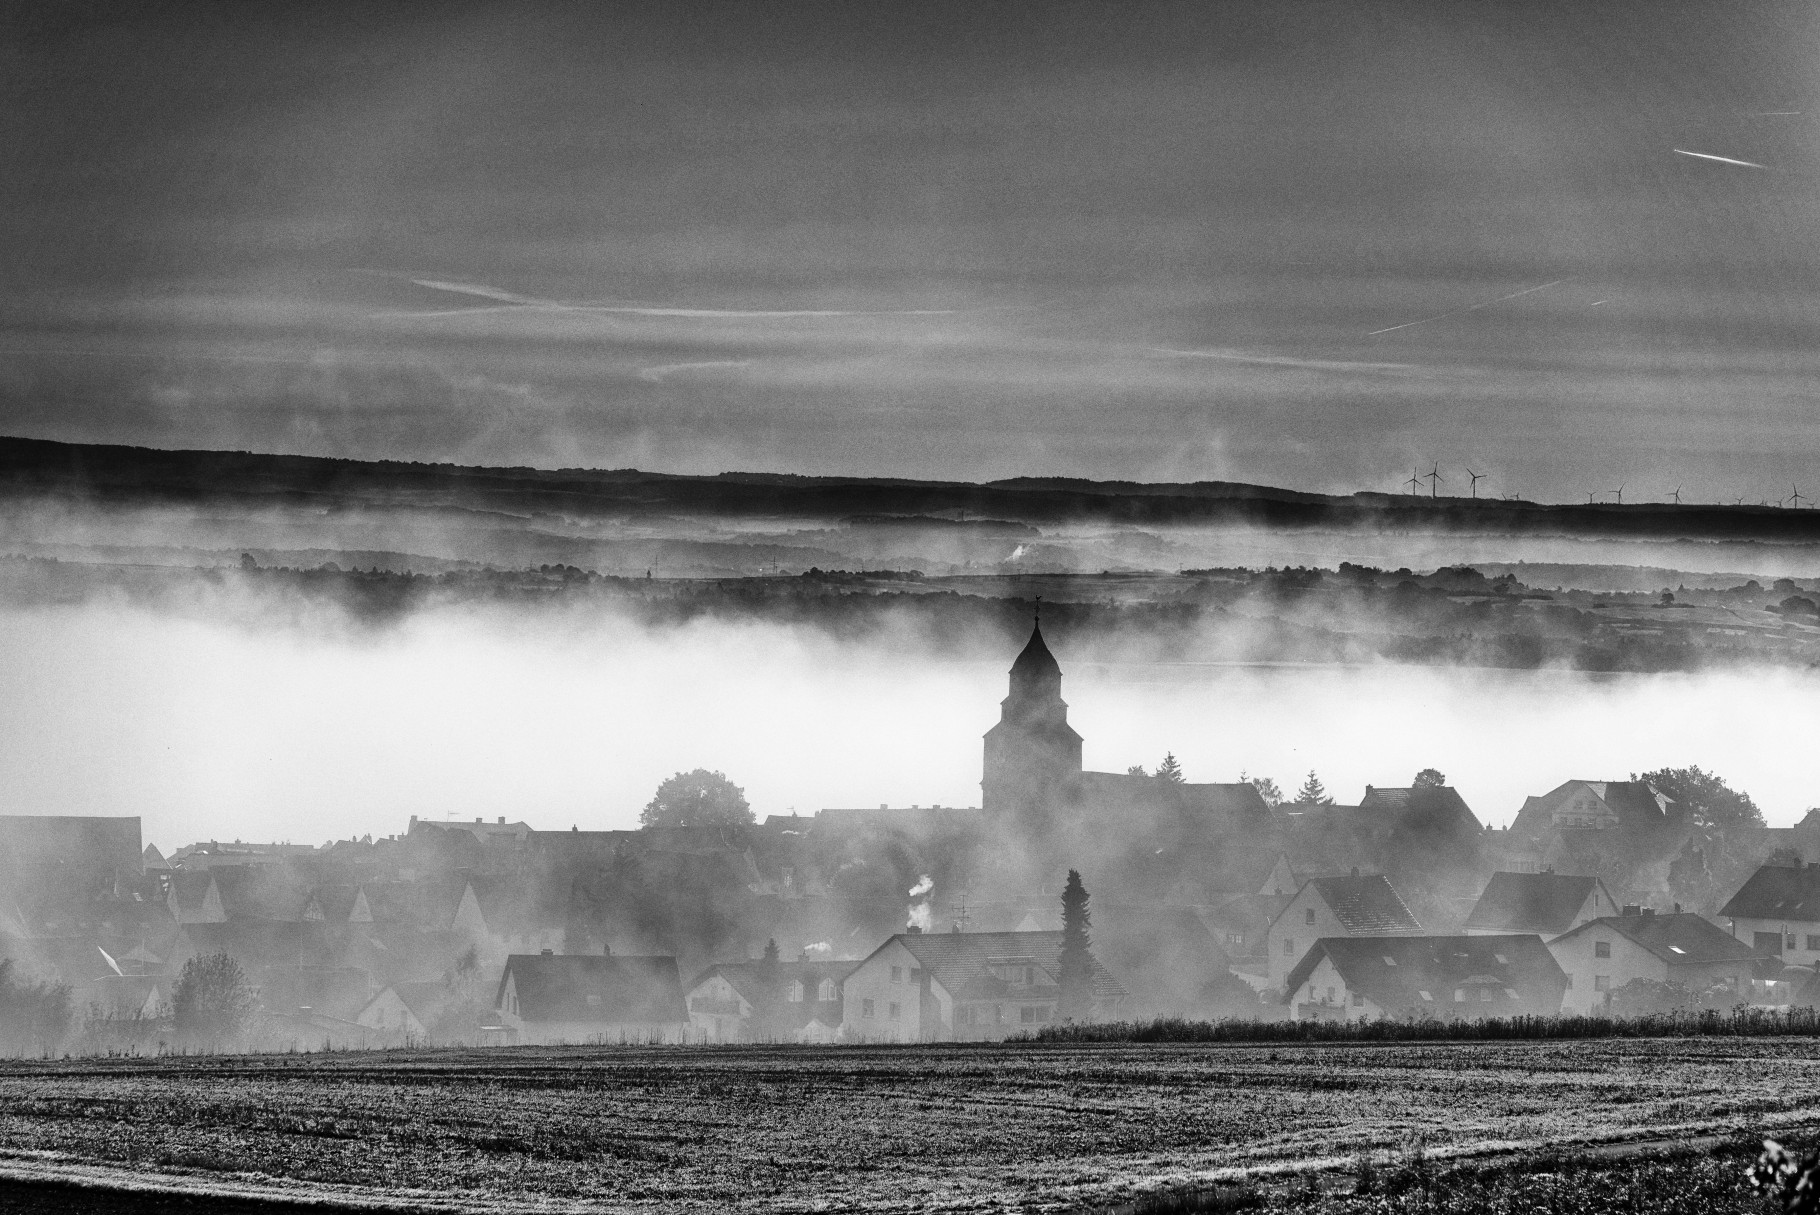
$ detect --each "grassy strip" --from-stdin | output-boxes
[1033,1007,1820,1044]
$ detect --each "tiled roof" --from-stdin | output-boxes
[1464,872,1602,935]
[497,954,687,1025]
[1308,875,1423,934]
[1556,912,1766,966]
[1720,865,1820,922]
[889,930,1126,1004]
[1285,934,1566,1015]
[686,960,858,1028]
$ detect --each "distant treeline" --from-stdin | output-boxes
[1030,1007,1820,1044]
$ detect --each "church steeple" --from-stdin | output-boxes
[982,615,1083,814]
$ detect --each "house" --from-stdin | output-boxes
[1720,862,1820,965]
[1284,935,1567,1022]
[684,958,857,1042]
[493,951,690,1045]
[1265,873,1423,993]
[1511,781,1675,834]
[355,985,431,1039]
[842,930,1124,1043]
[1548,912,1765,1014]
[1464,872,1620,938]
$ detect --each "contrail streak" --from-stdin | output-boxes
[1672,148,1767,169]
[1368,279,1569,337]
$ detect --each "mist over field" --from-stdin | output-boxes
[3,589,1817,852]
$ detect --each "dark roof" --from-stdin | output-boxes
[1464,872,1603,935]
[686,960,858,1028]
[1307,875,1423,934]
[1510,780,1673,839]
[1285,934,1566,1014]
[1555,913,1766,966]
[1010,622,1061,682]
[1720,864,1820,921]
[496,954,688,1025]
[888,930,1125,1004]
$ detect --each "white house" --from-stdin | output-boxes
[1548,912,1765,1014]
[1284,934,1567,1022]
[1265,872,1423,994]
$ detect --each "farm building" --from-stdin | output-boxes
[1719,862,1820,965]
[493,951,689,1045]
[1284,934,1567,1021]
[842,930,1124,1043]
[1548,911,1765,1014]
[1464,871,1620,938]
[684,958,857,1042]
[1265,872,1423,994]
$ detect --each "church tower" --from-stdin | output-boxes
[982,619,1083,815]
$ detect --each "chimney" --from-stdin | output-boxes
[602,943,612,955]
[1641,908,1655,918]
[907,924,923,935]
[410,815,418,825]
[1622,904,1641,917]
[498,817,506,825]
[540,948,553,956]
[1673,903,1682,913]
[1350,866,1360,879]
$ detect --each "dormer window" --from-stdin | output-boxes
[788,981,805,1003]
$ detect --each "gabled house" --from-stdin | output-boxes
[1266,873,1422,993]
[1464,872,1620,939]
[1548,911,1766,1014]
[355,985,431,1039]
[1720,862,1820,966]
[493,951,689,1045]
[1285,934,1567,1022]
[842,930,1124,1043]
[684,959,857,1042]
[1512,781,1675,835]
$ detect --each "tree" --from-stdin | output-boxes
[1294,770,1334,806]
[1240,772,1283,807]
[1636,766,1764,845]
[1413,768,1447,789]
[752,938,782,1042]
[1057,870,1094,1023]
[1126,764,1150,778]
[172,952,256,1048]
[1155,754,1185,784]
[0,960,70,1054]
[640,769,754,831]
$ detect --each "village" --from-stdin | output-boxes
[2,619,1817,1053]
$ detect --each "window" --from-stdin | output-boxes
[586,993,601,1008]
[1453,989,1466,1002]
[1757,931,1786,955]
[1325,986,1335,1002]
[1024,967,1034,986]
[1790,935,1800,951]
[1808,936,1820,951]
[910,968,922,986]
[1494,954,1509,965]
[1480,989,1492,1002]
[1305,907,1316,925]
[1668,945,1685,955]
[1593,975,1610,992]
[1382,957,1397,966]
[1594,941,1611,958]
[862,998,875,1018]
[1418,990,1433,1002]
[818,979,836,1001]
[1503,988,1520,1000]
[1020,1006,1037,1023]
[888,1002,900,1020]
[788,982,804,1003]
[890,966,902,983]
[1351,992,1364,1007]
[1284,938,1295,956]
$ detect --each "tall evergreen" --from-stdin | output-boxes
[1057,869,1094,1023]
[1155,753,1185,783]
[1294,769,1334,806]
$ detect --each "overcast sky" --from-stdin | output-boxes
[4,1,1817,500]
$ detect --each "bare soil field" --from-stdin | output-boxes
[0,1039,1815,1213]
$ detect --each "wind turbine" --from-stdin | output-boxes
[1585,490,1597,505]
[1466,469,1487,498]
[1609,482,1626,504]
[1667,486,1681,505]
[1426,461,1444,500]
[1404,470,1421,497]
[1789,485,1808,509]
[1733,495,1745,506]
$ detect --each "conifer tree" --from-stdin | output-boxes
[1155,753,1185,783]
[755,937,782,1041]
[1294,769,1333,806]
[1057,869,1094,1023]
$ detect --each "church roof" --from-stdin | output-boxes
[1010,622,1061,681]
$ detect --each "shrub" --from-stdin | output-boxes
[0,959,71,1054]
[172,952,256,1049]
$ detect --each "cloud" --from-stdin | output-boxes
[637,360,755,383]
[1147,347,1418,374]
[394,278,957,320]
